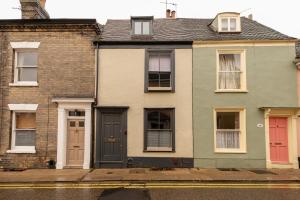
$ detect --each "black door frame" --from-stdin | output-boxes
[95,107,128,168]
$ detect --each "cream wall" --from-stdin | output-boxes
[98,48,193,158]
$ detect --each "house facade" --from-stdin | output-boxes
[0,0,100,169]
[193,13,299,169]
[94,15,194,168]
[295,41,300,166]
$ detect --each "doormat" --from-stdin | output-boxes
[217,168,240,171]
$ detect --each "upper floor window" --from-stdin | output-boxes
[217,50,246,92]
[16,51,38,82]
[131,16,153,35]
[145,50,175,92]
[10,42,40,86]
[221,17,237,32]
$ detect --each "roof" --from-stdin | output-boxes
[97,17,295,43]
[296,41,300,58]
[0,19,101,34]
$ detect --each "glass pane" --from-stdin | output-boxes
[147,130,172,148]
[230,18,237,31]
[218,72,241,89]
[142,21,150,34]
[217,112,239,129]
[147,111,160,129]
[221,18,228,31]
[149,55,160,71]
[149,73,159,87]
[134,22,142,34]
[68,110,85,116]
[69,121,76,127]
[15,130,35,146]
[159,55,171,72]
[17,52,38,66]
[159,73,171,87]
[18,67,37,81]
[219,54,240,71]
[159,110,171,129]
[216,130,240,148]
[16,113,36,129]
[79,121,85,127]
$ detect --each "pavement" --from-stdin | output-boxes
[0,168,300,183]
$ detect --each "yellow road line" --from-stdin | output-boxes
[0,183,300,189]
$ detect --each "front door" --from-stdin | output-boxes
[269,117,289,164]
[97,109,127,168]
[66,120,85,167]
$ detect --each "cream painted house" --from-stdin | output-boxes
[94,16,194,168]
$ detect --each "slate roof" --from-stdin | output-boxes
[98,17,295,42]
[296,41,300,58]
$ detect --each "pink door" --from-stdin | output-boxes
[269,117,289,163]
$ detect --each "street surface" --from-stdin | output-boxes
[0,183,300,200]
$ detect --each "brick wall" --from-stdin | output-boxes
[0,28,97,169]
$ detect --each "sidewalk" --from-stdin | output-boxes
[0,168,299,183]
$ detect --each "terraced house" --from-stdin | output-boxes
[0,0,100,169]
[0,1,299,170]
[193,13,299,169]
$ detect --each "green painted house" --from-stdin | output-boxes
[192,12,299,169]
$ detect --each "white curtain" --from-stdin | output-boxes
[149,55,171,72]
[216,130,240,149]
[219,54,241,89]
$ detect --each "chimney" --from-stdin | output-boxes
[171,10,176,19]
[166,9,171,18]
[19,0,50,19]
[248,14,253,20]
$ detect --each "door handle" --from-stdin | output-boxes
[275,142,282,145]
[73,145,80,148]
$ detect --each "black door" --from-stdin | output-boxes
[95,108,127,168]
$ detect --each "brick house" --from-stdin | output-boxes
[0,0,100,169]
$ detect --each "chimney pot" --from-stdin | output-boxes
[166,9,171,18]
[171,10,176,19]
[39,0,46,8]
[248,14,253,20]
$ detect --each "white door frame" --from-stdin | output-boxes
[264,108,299,169]
[52,98,94,169]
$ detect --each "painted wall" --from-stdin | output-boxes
[193,44,298,168]
[98,48,193,158]
[297,69,300,157]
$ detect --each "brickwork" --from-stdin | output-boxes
[0,26,97,169]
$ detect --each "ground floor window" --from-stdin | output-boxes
[144,108,175,151]
[12,112,36,151]
[214,108,246,153]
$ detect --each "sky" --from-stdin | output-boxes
[0,0,299,38]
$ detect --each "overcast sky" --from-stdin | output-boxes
[1,0,299,38]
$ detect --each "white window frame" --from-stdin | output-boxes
[218,16,241,32]
[216,49,247,92]
[9,42,40,87]
[213,108,247,153]
[7,104,38,154]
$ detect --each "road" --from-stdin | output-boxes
[0,183,300,200]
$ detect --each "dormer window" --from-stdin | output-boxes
[131,16,153,35]
[209,12,241,33]
[221,17,237,31]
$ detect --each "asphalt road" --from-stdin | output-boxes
[0,184,300,200]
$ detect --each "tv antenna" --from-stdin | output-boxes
[160,1,178,13]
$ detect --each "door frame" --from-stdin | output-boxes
[264,108,299,169]
[95,107,128,168]
[52,98,94,169]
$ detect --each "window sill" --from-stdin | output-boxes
[215,149,247,154]
[215,89,248,93]
[6,149,36,154]
[144,147,174,152]
[147,87,172,92]
[9,82,38,87]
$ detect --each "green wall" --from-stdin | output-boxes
[193,45,297,168]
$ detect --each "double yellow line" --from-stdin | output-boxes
[0,183,300,189]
